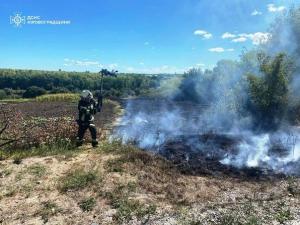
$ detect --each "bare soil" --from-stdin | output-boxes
[7,99,122,139]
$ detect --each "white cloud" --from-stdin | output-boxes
[232,37,247,43]
[194,29,213,39]
[267,4,286,12]
[209,47,225,53]
[196,63,205,67]
[251,10,262,16]
[63,59,120,70]
[208,47,235,53]
[226,32,271,45]
[124,65,188,74]
[144,42,150,46]
[240,32,271,45]
[64,58,102,67]
[222,32,236,39]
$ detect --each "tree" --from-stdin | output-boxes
[247,53,293,130]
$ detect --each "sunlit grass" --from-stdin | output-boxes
[0,98,32,103]
[35,93,80,102]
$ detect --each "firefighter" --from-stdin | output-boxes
[76,90,99,147]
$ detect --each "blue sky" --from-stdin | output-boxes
[0,0,299,74]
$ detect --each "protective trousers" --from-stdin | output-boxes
[77,123,97,144]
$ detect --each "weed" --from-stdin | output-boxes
[4,189,16,198]
[287,176,299,196]
[102,183,156,223]
[245,216,261,225]
[276,209,293,224]
[58,169,99,192]
[15,172,22,181]
[113,199,156,223]
[27,163,46,177]
[13,156,22,164]
[0,168,12,177]
[105,157,125,173]
[218,214,242,225]
[38,201,61,223]
[189,220,203,225]
[113,199,140,222]
[78,197,96,212]
[136,204,157,220]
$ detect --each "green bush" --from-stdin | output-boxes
[0,90,7,100]
[23,86,46,98]
[247,53,293,130]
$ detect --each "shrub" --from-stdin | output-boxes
[23,86,46,98]
[247,53,293,130]
[0,90,7,100]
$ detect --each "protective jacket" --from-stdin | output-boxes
[78,98,97,124]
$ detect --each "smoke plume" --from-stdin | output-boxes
[112,7,300,176]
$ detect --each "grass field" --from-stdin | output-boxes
[35,93,80,102]
[0,97,300,225]
[0,141,299,225]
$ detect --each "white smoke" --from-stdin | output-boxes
[112,6,300,176]
[221,129,300,175]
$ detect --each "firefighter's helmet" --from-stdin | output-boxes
[80,90,93,100]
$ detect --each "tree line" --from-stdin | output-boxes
[0,69,161,99]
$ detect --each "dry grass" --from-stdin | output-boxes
[0,142,299,225]
[58,168,101,192]
[35,93,80,102]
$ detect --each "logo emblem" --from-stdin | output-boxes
[10,13,26,27]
